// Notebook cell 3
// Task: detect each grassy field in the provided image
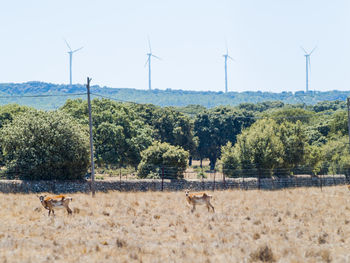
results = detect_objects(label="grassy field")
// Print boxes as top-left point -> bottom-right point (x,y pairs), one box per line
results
1,186 -> 350,262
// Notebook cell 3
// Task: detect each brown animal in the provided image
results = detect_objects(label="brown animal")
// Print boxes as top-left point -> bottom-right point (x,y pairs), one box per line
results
185,190 -> 215,213
38,195 -> 73,216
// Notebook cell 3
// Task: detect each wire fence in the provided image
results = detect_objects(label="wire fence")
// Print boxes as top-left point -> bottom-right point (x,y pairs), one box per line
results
0,170 -> 346,194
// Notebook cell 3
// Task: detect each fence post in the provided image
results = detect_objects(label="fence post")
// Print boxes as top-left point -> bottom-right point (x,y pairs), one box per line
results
223,170 -> 226,189
161,167 -> 164,192
213,170 -> 216,191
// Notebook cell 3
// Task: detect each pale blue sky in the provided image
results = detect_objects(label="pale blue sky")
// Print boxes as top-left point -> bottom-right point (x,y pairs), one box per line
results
0,0 -> 349,92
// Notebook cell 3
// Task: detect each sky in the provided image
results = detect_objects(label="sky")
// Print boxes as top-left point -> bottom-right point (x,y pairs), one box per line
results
0,0 -> 349,93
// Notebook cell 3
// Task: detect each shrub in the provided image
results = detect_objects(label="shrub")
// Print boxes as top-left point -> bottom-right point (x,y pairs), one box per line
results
250,245 -> 275,262
0,110 -> 90,180
137,141 -> 189,179
221,142 -> 241,178
222,119 -> 283,178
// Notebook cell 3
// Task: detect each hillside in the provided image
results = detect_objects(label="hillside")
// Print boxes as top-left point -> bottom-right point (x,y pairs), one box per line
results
0,81 -> 349,110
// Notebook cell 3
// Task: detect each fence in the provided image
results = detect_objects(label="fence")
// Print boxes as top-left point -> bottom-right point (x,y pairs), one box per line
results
0,174 -> 346,194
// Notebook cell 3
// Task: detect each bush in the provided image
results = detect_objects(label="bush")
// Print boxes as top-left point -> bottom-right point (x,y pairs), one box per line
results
137,141 -> 189,179
221,142 -> 241,178
0,110 -> 90,180
222,119 -> 283,178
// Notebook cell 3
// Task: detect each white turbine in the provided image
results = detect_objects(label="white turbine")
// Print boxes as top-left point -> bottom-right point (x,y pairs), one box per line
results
223,42 -> 235,93
301,46 -> 316,93
144,37 -> 161,90
64,39 -> 83,86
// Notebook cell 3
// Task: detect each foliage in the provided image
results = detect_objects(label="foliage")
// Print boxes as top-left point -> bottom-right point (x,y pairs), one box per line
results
233,119 -> 284,177
312,100 -> 346,113
263,107 -> 314,124
301,145 -> 323,176
277,121 -> 308,176
0,104 -> 32,165
222,119 -> 310,178
61,98 -> 153,168
137,141 -> 189,179
173,104 -> 206,117
133,104 -> 196,154
194,106 -> 255,169
2,82 -> 350,110
221,142 -> 241,178
0,110 -> 89,180
238,101 -> 285,113
0,92 -> 349,179
0,104 -> 32,129
319,136 -> 350,176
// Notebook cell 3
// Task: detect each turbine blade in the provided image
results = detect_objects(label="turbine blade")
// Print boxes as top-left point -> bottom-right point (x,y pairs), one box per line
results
147,36 -> 152,53
144,57 -> 150,67
300,46 -> 307,54
225,39 -> 228,55
228,55 -> 235,62
309,46 -> 317,55
64,38 -> 72,51
72,47 -> 83,53
152,54 -> 162,60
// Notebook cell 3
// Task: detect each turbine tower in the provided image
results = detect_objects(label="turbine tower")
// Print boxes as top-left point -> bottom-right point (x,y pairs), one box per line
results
301,46 -> 316,93
64,39 -> 83,86
145,37 -> 161,90
223,43 -> 235,93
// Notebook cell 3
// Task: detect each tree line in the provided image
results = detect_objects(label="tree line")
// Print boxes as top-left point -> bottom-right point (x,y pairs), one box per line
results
1,81 -> 350,110
0,99 -> 348,180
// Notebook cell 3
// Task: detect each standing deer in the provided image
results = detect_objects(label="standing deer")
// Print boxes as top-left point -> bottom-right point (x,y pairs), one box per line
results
185,190 -> 215,213
38,195 -> 73,216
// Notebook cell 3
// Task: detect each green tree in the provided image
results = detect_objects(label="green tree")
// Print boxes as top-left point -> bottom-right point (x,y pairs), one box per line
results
0,110 -> 89,180
0,104 -> 31,165
141,106 -> 196,154
137,141 -> 189,179
312,100 -> 346,112
221,142 -> 240,177
328,110 -> 347,137
302,145 -> 323,176
319,136 -> 350,176
0,104 -> 31,129
277,121 -> 308,175
222,119 -> 284,178
194,106 -> 255,170
61,98 -> 153,168
264,107 -> 314,124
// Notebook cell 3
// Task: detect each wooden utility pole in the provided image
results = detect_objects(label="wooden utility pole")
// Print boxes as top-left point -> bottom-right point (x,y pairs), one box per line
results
86,77 -> 95,197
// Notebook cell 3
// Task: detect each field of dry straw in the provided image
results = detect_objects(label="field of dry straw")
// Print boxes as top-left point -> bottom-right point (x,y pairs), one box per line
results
1,186 -> 350,262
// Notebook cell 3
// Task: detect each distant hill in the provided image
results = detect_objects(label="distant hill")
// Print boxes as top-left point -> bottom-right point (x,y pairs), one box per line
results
0,81 -> 349,110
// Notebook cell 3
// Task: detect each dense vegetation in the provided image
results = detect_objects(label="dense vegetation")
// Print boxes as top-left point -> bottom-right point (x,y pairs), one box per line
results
0,110 -> 89,180
0,98 -> 348,180
1,81 -> 350,109
137,141 -> 189,179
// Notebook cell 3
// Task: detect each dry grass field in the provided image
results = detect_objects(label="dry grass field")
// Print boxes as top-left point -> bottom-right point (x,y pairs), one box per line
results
1,186 -> 350,262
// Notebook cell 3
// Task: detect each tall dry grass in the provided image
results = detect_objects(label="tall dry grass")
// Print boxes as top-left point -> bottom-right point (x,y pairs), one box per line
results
0,186 -> 350,262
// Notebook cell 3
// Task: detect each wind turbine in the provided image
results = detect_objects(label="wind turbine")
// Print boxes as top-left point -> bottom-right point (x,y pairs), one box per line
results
145,37 -> 161,90
64,39 -> 83,86
223,43 -> 235,93
301,46 -> 316,93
